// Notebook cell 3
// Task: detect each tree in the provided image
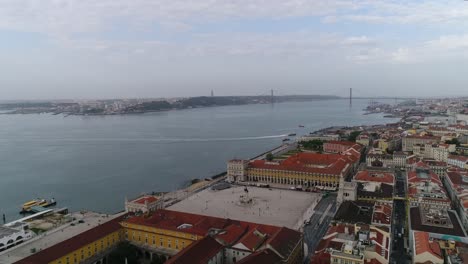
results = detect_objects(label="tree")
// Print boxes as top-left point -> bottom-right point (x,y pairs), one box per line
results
107,242 -> 140,264
445,138 -> 461,146
300,139 -> 323,151
348,131 -> 362,142
266,153 -> 274,161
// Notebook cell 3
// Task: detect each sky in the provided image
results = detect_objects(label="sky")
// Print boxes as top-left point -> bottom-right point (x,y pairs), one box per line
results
1,0 -> 468,100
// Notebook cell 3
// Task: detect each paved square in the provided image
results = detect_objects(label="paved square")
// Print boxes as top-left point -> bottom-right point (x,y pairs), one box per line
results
168,186 -> 320,229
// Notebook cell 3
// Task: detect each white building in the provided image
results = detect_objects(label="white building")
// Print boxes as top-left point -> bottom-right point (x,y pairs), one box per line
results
227,159 -> 249,182
0,223 -> 33,252
125,195 -> 164,213
448,155 -> 468,169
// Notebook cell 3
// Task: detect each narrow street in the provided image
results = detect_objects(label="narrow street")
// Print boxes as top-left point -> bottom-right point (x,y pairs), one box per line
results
390,169 -> 411,263
303,194 -> 337,263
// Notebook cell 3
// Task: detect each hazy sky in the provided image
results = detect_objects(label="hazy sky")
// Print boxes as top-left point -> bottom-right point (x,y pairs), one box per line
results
1,0 -> 468,99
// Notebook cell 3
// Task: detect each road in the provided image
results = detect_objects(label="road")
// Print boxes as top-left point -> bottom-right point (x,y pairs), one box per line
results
303,194 -> 337,263
390,169 -> 412,263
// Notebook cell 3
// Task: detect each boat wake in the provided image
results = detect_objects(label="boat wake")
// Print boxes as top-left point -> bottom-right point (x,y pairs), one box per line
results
21,134 -> 289,143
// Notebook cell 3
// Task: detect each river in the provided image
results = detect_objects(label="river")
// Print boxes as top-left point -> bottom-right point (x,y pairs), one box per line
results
0,99 -> 398,221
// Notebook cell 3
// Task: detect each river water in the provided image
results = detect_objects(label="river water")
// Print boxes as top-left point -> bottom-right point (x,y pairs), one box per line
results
0,99 -> 398,221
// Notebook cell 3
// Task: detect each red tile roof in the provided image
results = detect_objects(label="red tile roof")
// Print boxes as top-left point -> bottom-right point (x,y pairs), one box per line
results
166,236 -> 224,264
237,249 -> 283,264
15,214 -> 127,264
133,196 -> 158,204
372,203 -> 392,225
413,231 -> 442,260
267,227 -> 302,258
354,170 -> 395,185
249,152 -> 354,176
125,210 -> 248,236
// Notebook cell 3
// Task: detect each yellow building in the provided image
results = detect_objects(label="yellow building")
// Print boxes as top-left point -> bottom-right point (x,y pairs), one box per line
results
123,209 -> 303,264
16,215 -> 126,264
239,152 -> 358,189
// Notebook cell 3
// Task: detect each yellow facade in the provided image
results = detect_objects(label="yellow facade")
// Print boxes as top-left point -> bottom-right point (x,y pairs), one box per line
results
246,168 -> 340,187
49,230 -> 123,264
122,222 -> 201,253
378,140 -> 389,152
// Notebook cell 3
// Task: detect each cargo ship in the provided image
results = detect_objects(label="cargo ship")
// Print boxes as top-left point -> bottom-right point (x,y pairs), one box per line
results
21,198 -> 56,213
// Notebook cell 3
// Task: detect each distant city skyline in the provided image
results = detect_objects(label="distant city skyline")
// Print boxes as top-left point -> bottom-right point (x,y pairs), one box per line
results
1,0 -> 468,100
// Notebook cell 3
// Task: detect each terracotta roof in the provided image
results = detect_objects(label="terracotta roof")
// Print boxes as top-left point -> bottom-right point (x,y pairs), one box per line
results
268,227 -> 302,258
407,166 -> 442,186
413,231 -> 442,259
372,204 -> 392,225
133,196 -> 158,204
248,152 -> 354,176
236,249 -> 282,264
124,209 -> 301,258
215,224 -> 248,245
235,229 -> 268,251
15,214 -> 128,264
354,170 -> 394,184
166,236 -> 224,264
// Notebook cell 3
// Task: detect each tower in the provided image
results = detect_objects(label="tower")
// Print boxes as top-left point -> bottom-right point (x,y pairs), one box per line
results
211,90 -> 214,97
349,88 -> 352,107
271,89 -> 274,103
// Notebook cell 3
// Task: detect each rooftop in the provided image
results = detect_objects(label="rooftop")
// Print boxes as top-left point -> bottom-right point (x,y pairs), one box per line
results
13,212 -> 127,264
248,152 -> 354,176
0,226 -> 19,239
413,231 -> 442,260
354,170 -> 395,185
166,236 -> 224,264
334,201 -> 374,225
410,207 -> 466,237
131,195 -> 159,205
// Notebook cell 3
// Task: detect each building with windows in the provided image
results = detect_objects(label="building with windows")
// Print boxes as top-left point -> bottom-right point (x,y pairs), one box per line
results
356,133 -> 370,147
412,231 -> 443,264
0,223 -> 33,252
403,135 -> 440,152
409,207 -> 467,261
122,209 -> 303,264
227,159 -> 249,182
443,170 -> 468,232
392,151 -> 407,168
14,214 -> 127,264
448,155 -> 468,169
312,200 -> 392,264
323,141 -> 362,155
229,152 -> 359,190
125,194 -> 164,213
354,169 -> 395,202
407,162 -> 451,210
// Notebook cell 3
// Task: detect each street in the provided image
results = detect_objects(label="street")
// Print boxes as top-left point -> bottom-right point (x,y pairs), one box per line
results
390,169 -> 411,263
303,194 -> 337,263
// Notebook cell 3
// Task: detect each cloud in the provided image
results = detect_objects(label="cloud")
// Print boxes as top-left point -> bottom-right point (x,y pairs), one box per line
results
342,36 -> 376,46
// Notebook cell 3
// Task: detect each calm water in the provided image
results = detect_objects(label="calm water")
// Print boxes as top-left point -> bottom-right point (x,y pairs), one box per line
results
0,99 -> 398,221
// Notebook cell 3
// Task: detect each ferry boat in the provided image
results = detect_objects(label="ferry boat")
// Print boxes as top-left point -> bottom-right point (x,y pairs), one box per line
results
298,125 -> 305,128
287,133 -> 297,136
21,198 -> 56,213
